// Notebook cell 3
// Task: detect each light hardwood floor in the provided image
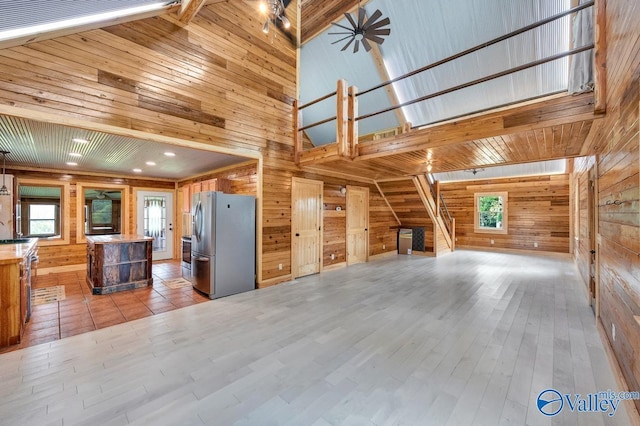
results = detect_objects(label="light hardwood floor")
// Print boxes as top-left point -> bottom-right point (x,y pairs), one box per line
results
0,251 -> 634,425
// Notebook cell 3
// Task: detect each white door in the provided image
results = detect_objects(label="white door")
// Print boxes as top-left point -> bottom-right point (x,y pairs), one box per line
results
137,190 -> 174,261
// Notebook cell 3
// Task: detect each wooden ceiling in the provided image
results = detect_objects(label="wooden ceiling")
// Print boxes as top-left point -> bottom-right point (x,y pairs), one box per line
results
298,92 -> 601,182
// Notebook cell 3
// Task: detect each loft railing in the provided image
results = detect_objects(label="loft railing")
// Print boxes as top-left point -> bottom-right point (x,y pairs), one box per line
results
425,174 -> 454,244
294,1 -> 595,164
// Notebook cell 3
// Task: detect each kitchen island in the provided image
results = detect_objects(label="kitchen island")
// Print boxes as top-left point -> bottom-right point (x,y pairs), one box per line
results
86,234 -> 153,295
0,238 -> 37,348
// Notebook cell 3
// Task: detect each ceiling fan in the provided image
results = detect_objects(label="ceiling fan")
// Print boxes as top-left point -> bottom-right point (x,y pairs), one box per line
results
94,190 -> 119,199
329,3 -> 391,53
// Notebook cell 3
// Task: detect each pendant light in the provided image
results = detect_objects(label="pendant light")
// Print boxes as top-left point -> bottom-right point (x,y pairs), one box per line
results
0,151 -> 10,196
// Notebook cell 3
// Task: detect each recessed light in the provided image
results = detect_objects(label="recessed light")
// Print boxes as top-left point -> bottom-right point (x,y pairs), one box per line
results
164,152 -> 175,157
133,168 -> 142,173
66,162 -> 78,166
69,153 -> 82,157
145,161 -> 156,166
72,138 -> 89,144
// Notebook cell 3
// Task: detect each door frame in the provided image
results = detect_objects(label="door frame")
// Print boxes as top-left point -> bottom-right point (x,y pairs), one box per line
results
346,185 -> 369,265
588,165 -> 600,317
134,188 -> 175,261
291,177 -> 323,279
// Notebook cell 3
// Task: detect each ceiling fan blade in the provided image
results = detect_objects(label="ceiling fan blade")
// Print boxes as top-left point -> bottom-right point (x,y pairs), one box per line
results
362,9 -> 382,30
361,38 -> 372,52
344,11 -> 358,30
364,34 -> 385,45
366,17 -> 390,31
341,37 -> 355,51
357,7 -> 366,28
369,28 -> 391,36
329,31 -> 355,35
353,39 -> 360,53
331,22 -> 353,31
332,35 -> 354,44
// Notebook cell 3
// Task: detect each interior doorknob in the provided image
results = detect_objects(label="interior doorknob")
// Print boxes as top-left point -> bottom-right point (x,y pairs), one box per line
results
295,233 -> 300,237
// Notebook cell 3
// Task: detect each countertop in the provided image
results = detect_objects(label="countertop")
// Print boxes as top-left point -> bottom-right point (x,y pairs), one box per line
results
86,234 -> 154,244
0,238 -> 38,265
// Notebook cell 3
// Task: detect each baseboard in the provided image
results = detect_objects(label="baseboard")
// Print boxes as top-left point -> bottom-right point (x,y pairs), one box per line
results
369,251 -> 398,260
258,274 -> 292,289
39,263 -> 86,276
457,245 -> 572,259
596,320 -> 640,426
323,262 -> 346,272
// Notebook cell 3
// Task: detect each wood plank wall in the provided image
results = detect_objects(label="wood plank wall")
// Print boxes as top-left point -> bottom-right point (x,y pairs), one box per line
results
9,168 -> 173,269
440,175 -> 570,253
376,179 -> 434,251
574,0 -> 640,411
0,0 -> 398,285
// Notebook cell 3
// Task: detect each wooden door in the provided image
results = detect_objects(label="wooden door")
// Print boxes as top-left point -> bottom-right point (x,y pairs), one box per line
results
292,177 -> 322,278
346,185 -> 369,265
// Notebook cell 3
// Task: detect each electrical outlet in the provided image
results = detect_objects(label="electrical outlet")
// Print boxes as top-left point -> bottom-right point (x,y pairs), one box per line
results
382,244 -> 386,250
278,263 -> 283,270
534,242 -> 538,248
490,239 -> 494,245
612,323 -> 616,341
330,253 -> 335,260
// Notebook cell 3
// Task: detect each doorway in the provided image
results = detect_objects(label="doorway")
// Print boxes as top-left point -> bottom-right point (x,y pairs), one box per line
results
291,177 -> 322,278
136,190 -> 174,261
588,166 -> 597,314
346,185 -> 369,265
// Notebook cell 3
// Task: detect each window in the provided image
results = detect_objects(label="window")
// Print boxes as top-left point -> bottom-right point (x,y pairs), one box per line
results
17,180 -> 70,246
91,199 -> 113,224
29,204 -> 57,236
474,192 -> 508,234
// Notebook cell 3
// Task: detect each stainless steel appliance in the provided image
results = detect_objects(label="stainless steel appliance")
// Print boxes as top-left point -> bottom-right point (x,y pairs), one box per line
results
181,236 -> 192,280
191,191 -> 255,299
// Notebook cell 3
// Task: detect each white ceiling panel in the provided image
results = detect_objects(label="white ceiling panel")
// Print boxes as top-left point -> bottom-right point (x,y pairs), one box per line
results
300,0 -> 575,145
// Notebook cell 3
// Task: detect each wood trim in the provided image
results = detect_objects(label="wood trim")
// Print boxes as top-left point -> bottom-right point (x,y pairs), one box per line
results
256,157 -> 264,284
348,86 -> 359,159
374,181 -> 401,225
258,274 -> 292,289
593,0 -> 607,114
0,106 -> 262,160
368,39 -> 407,127
369,250 -> 398,260
355,93 -> 599,161
16,178 -> 71,247
76,182 -> 131,245
473,191 -> 509,235
178,0 -> 208,24
336,79 -> 349,158
322,261 -> 346,272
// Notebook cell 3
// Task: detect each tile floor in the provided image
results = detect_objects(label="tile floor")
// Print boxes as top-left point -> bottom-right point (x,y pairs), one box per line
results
2,260 -> 209,352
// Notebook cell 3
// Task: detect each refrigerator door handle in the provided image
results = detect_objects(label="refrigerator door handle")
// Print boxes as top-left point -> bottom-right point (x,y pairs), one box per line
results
196,257 -> 209,262
193,200 -> 203,242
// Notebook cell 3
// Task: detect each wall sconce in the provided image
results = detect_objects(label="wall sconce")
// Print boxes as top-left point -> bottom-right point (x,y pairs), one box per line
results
340,187 -> 347,195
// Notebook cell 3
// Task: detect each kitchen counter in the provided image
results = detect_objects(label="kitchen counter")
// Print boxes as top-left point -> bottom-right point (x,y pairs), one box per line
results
0,238 -> 38,265
86,234 -> 153,294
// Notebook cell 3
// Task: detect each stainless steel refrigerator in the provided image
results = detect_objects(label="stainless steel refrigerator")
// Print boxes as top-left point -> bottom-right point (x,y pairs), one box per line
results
191,191 -> 256,299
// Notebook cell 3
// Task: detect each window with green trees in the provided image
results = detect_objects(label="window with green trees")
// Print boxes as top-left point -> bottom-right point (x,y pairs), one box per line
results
474,192 -> 508,234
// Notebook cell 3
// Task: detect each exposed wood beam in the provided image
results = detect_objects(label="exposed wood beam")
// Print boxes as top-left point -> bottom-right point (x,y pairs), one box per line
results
178,0 -> 209,24
368,38 -> 407,127
0,4 -> 180,50
356,92 -> 599,161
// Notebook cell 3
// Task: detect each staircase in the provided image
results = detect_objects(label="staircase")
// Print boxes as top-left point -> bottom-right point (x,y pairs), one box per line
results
376,175 -> 455,256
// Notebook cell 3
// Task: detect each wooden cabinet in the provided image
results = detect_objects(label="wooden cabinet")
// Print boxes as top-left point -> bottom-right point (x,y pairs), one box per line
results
181,184 -> 191,213
191,178 -> 232,197
86,235 -> 153,294
0,239 -> 37,348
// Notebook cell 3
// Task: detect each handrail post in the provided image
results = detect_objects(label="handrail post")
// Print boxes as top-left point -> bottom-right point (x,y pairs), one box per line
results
451,218 -> 456,251
336,79 -> 349,158
348,85 -> 358,159
435,180 -> 441,215
294,100 -> 302,165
